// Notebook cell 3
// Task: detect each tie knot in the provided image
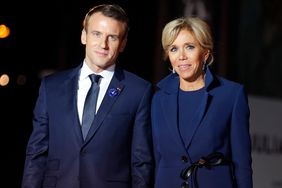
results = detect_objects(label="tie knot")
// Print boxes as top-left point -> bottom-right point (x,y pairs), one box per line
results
89,74 -> 102,84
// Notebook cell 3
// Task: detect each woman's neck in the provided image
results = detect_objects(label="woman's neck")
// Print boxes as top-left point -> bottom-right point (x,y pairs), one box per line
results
179,74 -> 205,91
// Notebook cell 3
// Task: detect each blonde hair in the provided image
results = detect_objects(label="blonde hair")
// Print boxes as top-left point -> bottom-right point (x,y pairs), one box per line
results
161,17 -> 214,65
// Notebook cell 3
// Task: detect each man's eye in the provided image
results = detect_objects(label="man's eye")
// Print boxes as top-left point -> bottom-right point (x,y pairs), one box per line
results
92,32 -> 101,38
109,35 -> 118,41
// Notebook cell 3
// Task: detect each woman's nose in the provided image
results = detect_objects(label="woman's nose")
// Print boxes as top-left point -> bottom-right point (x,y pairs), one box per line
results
178,49 -> 187,60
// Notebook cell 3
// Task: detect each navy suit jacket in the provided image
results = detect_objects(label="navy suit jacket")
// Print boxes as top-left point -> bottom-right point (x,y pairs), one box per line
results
22,64 -> 154,188
151,67 -> 252,188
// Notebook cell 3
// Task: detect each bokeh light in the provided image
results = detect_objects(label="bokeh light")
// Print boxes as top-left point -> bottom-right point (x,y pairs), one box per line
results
0,74 -> 10,86
0,24 -> 10,38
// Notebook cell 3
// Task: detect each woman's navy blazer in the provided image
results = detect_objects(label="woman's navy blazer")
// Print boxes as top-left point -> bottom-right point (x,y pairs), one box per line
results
151,67 -> 253,188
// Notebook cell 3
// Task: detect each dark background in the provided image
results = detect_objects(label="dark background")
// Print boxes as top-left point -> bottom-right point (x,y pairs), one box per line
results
1,0 -> 282,187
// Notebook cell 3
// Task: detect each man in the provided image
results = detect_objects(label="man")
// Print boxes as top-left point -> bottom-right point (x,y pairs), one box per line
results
22,4 -> 154,188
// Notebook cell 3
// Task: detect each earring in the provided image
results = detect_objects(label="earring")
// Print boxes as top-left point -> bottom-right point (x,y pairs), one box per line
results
172,68 -> 176,74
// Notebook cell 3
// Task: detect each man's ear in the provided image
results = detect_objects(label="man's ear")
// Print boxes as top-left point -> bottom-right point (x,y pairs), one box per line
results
119,38 -> 127,52
81,29 -> 86,45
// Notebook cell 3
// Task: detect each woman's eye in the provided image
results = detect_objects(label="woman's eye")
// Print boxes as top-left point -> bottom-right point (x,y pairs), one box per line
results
186,44 -> 195,50
169,47 -> 177,52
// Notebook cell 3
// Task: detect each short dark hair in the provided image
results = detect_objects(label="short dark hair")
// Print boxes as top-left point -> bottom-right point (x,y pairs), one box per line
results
83,4 -> 129,38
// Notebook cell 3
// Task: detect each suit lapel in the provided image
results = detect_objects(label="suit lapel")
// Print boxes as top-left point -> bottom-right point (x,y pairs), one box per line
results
159,76 -> 187,150
62,66 -> 84,145
184,67 -> 217,149
161,91 -> 187,149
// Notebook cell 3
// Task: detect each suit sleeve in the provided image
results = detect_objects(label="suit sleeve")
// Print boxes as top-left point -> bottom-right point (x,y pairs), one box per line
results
21,79 -> 49,188
151,93 -> 161,179
131,83 -> 155,188
230,86 -> 253,188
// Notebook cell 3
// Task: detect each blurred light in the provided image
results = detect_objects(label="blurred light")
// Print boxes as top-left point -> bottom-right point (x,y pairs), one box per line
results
0,74 -> 10,86
0,24 -> 10,38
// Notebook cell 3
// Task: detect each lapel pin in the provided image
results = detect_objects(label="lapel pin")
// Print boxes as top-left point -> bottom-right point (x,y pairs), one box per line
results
108,87 -> 121,97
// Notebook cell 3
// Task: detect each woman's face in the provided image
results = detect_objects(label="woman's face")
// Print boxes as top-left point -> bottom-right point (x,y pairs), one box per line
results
168,29 -> 208,84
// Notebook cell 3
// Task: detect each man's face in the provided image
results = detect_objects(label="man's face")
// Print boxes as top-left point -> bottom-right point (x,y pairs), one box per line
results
81,12 -> 127,72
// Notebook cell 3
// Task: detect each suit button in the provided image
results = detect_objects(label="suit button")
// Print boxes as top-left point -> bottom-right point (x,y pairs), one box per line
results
181,181 -> 189,188
181,156 -> 188,163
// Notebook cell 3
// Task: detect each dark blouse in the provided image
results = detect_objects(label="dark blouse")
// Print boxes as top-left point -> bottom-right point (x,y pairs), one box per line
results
178,87 -> 205,142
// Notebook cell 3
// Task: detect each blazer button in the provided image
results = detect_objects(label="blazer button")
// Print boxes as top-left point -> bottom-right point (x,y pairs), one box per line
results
181,156 -> 188,163
181,181 -> 189,188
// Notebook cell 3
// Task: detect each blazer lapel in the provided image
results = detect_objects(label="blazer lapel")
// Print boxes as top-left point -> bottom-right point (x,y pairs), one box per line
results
61,66 -> 84,145
184,67 -> 217,149
159,76 -> 187,150
161,92 -> 187,149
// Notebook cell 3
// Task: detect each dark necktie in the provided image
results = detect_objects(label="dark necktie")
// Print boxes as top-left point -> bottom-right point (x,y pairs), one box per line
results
81,74 -> 102,140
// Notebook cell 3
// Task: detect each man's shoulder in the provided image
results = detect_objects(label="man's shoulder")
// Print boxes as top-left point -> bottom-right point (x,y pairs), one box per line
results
37,66 -> 80,91
43,66 -> 79,82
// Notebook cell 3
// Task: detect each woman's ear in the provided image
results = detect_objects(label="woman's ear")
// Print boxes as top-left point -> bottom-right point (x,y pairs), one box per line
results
204,50 -> 210,61
81,29 -> 87,45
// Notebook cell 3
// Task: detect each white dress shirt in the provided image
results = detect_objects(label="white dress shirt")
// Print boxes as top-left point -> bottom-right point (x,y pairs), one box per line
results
77,61 -> 115,125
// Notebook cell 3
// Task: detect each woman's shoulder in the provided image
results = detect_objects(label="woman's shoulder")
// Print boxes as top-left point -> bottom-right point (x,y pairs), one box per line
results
156,73 -> 177,88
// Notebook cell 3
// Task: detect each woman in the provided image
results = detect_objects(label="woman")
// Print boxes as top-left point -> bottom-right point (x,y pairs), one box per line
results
151,17 -> 253,188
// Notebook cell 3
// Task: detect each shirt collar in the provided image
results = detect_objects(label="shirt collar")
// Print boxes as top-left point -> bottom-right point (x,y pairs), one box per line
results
80,60 -> 115,81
